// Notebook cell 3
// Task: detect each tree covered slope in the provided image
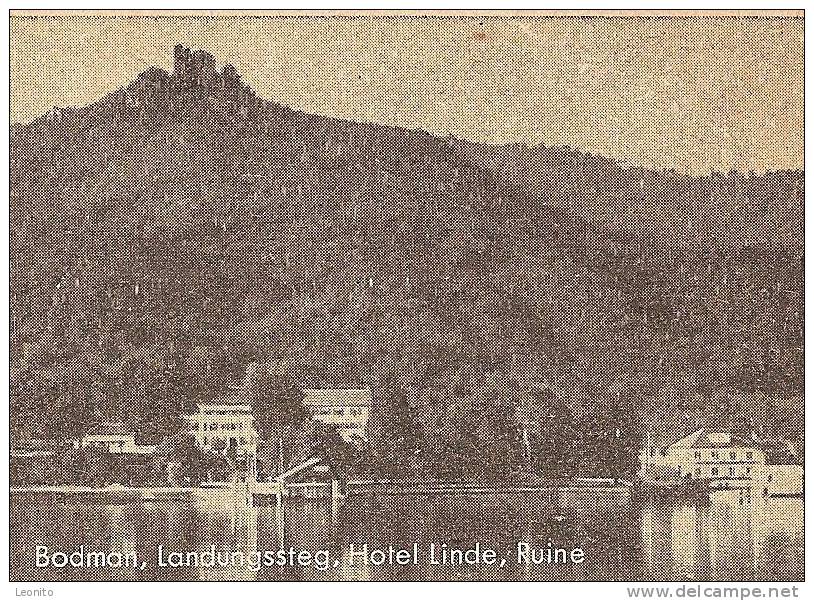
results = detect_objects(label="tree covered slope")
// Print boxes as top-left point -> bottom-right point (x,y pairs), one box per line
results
10,47 -> 803,468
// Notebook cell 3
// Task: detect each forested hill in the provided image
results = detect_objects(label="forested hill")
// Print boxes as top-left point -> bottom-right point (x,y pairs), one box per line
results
451,139 -> 803,250
10,46 -> 803,463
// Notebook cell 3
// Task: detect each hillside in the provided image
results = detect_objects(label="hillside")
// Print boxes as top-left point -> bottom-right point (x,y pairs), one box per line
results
452,139 -> 803,250
10,46 -> 803,472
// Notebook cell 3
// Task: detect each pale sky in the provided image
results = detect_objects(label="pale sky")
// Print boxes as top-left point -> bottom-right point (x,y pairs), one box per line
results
10,11 -> 804,175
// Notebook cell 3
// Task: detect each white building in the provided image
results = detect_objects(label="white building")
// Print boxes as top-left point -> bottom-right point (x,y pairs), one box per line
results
641,428 -> 765,481
184,359 -> 371,456
77,422 -> 156,455
302,388 -> 372,444
185,397 -> 258,456
764,463 -> 804,496
641,428 -> 803,495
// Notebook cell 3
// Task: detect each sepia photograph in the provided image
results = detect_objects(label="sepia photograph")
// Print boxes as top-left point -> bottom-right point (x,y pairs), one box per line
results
7,9 -> 804,584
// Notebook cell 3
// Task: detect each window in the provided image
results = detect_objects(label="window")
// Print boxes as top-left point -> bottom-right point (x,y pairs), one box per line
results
730,452 -> 737,460
694,451 -> 702,459
729,467 -> 735,476
711,451 -> 719,460
711,468 -> 719,476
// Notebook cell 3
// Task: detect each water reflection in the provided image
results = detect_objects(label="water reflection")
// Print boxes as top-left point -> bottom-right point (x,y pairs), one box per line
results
640,489 -> 803,581
10,489 -> 803,581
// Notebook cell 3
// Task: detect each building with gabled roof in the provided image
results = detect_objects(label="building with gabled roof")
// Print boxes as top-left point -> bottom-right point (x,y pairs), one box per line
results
640,427 -> 802,495
641,427 -> 765,482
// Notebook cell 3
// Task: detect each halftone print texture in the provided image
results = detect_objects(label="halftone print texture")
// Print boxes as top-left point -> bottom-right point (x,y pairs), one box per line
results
9,10 -> 804,582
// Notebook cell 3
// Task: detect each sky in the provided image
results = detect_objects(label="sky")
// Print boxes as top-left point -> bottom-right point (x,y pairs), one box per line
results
10,11 -> 804,175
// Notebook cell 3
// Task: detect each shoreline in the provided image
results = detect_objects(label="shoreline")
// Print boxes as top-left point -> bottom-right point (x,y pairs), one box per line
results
10,481 -> 635,506
10,479 -> 633,495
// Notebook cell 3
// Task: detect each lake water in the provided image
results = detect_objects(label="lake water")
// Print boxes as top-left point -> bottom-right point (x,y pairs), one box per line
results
9,488 -> 803,581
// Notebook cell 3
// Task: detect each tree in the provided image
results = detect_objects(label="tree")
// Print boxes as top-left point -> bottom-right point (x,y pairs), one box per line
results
153,433 -> 206,485
577,388 -> 640,480
46,445 -> 84,485
438,371 -> 525,482
368,386 -> 425,479
313,424 -> 363,480
521,387 -> 579,478
243,362 -> 308,438
78,447 -> 110,486
200,450 -> 229,482
242,362 -> 311,474
132,353 -> 198,445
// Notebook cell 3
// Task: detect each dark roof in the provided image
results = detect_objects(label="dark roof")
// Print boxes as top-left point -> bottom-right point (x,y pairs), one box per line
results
667,428 -> 756,450
665,428 -> 799,458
